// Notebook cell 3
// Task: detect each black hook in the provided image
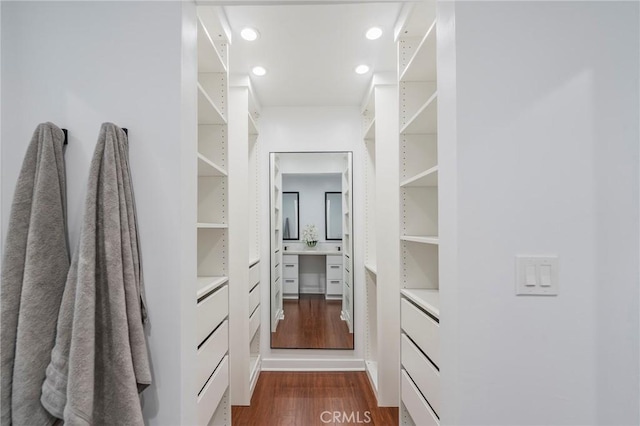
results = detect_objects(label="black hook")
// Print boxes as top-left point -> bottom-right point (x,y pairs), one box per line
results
62,129 -> 68,145
123,128 -> 128,137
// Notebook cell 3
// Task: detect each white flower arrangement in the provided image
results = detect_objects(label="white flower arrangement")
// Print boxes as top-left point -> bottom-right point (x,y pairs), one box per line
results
302,224 -> 319,247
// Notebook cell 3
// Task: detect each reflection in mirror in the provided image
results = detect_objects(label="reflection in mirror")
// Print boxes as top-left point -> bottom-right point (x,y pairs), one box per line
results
325,192 -> 342,240
270,152 -> 354,349
282,192 -> 299,240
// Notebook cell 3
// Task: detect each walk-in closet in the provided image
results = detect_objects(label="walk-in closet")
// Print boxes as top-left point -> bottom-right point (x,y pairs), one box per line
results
2,1 -> 639,425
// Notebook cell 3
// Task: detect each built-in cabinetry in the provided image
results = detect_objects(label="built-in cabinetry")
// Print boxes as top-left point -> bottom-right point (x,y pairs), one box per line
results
270,155 -> 284,331
229,75 -> 262,406
361,73 -> 400,406
281,253 -> 343,299
341,160 -> 354,332
195,7 -> 230,425
396,2 -> 441,425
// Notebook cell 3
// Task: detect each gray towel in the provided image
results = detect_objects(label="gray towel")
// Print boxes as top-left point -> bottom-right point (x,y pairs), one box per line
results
41,123 -> 151,425
1,122 -> 69,425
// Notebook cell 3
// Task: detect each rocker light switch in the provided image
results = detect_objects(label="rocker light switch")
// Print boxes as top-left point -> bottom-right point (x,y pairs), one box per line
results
516,256 -> 559,296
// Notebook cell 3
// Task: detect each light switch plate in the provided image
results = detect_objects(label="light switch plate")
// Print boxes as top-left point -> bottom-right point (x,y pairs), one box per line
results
516,256 -> 559,296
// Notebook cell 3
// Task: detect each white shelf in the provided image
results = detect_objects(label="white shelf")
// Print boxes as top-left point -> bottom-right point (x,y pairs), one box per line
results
365,263 -> 378,276
249,257 -> 260,268
198,153 -> 228,177
364,118 -> 376,140
197,276 -> 229,299
399,20 -> 437,83
401,235 -> 439,245
198,83 -> 227,125
248,113 -> 259,136
197,223 -> 228,229
400,91 -> 437,135
400,166 -> 438,187
249,355 -> 260,380
365,361 -> 379,392
401,288 -> 440,319
197,17 -> 227,73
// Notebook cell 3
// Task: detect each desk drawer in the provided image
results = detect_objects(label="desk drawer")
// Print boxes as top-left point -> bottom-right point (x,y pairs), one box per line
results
327,254 -> 342,265
197,285 -> 228,346
197,320 -> 228,393
402,333 -> 440,416
326,279 -> 342,295
401,369 -> 439,426
283,278 -> 298,294
283,254 -> 298,264
327,263 -> 342,279
401,298 -> 439,367
283,263 -> 298,279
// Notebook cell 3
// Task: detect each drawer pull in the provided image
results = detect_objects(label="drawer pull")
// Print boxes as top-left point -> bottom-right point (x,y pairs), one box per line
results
285,264 -> 294,268
285,279 -> 294,283
330,265 -> 340,269
330,280 -> 340,284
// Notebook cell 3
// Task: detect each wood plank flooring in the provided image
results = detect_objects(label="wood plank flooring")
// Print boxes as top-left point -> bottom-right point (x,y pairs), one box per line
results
232,372 -> 398,426
271,295 -> 353,349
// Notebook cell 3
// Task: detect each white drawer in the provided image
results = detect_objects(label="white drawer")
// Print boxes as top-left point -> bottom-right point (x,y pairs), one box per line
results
401,369 -> 439,426
283,254 -> 298,264
249,305 -> 260,341
249,283 -> 260,314
283,278 -> 298,294
197,320 -> 228,393
197,355 -> 229,426
283,262 -> 298,279
327,254 -> 342,265
327,263 -> 342,279
326,279 -> 342,295
401,298 -> 439,367
197,285 -> 228,346
249,262 -> 260,288
402,333 -> 440,416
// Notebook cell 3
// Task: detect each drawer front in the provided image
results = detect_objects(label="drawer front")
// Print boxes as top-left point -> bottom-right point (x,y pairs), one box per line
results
197,320 -> 228,393
249,305 -> 260,340
402,333 -> 440,416
283,263 -> 299,279
401,369 -> 439,426
249,283 -> 260,314
197,355 -> 229,426
327,263 -> 342,279
326,279 -> 342,295
249,262 -> 260,288
283,254 -> 298,264
401,298 -> 439,367
283,278 -> 298,294
197,285 -> 229,346
327,254 -> 342,265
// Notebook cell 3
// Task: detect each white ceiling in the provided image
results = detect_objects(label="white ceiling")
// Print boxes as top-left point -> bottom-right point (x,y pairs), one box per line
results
223,3 -> 402,107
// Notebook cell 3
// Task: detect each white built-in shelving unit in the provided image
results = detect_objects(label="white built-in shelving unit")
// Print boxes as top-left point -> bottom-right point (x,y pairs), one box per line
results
228,75 -> 263,406
361,73 -> 401,407
270,155 -> 284,332
341,159 -> 354,332
396,2 -> 441,425
195,7 -> 231,426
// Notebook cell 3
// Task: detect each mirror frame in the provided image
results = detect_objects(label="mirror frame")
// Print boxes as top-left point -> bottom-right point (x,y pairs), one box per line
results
324,191 -> 342,241
282,192 -> 300,241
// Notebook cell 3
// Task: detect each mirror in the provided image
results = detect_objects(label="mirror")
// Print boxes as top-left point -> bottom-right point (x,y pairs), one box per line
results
282,192 -> 299,240
325,192 -> 342,240
270,152 -> 354,349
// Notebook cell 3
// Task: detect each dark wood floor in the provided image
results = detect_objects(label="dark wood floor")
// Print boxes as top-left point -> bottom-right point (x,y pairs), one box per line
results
271,295 -> 353,349
232,372 -> 398,426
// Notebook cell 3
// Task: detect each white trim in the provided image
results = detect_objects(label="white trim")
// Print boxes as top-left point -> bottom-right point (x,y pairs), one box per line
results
261,358 -> 365,371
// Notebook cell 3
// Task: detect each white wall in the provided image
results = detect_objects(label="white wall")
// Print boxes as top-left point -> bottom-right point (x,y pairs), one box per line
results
282,173 -> 341,242
439,2 -> 639,425
258,106 -> 365,369
1,2 -> 196,424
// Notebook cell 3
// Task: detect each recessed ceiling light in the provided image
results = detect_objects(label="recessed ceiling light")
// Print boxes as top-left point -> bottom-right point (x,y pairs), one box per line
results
252,66 -> 266,76
366,27 -> 383,40
355,65 -> 370,75
241,28 -> 259,41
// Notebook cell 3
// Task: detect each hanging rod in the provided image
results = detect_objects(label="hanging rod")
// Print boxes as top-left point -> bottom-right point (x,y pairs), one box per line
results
62,129 -> 68,145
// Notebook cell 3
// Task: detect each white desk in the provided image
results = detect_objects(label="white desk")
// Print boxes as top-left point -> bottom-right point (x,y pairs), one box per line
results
282,251 -> 343,299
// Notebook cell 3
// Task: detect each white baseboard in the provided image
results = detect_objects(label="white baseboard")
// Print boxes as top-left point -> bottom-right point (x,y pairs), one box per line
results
261,358 -> 365,371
